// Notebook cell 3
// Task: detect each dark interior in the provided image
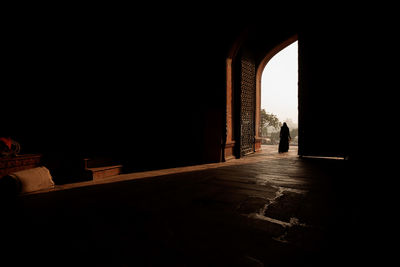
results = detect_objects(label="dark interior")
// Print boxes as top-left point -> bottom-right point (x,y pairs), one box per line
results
1,3 -> 393,266
3,5 -> 369,183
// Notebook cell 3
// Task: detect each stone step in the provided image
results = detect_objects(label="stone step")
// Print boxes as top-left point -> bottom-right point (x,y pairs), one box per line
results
85,165 -> 123,180
83,158 -> 123,180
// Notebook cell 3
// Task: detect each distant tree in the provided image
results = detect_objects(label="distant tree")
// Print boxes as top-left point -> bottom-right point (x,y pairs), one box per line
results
290,128 -> 298,138
260,109 -> 281,137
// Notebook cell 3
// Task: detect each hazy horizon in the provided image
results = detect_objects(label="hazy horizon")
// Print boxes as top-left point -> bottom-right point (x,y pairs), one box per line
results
261,41 -> 298,124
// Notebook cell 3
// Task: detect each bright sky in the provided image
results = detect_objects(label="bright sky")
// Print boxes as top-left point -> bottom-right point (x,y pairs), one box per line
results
261,41 -> 298,124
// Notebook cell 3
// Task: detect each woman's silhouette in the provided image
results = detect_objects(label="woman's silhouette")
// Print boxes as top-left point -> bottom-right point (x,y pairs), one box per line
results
278,122 -> 291,153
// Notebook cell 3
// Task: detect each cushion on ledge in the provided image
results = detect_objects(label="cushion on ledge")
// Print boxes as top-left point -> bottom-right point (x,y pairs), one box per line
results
10,166 -> 55,194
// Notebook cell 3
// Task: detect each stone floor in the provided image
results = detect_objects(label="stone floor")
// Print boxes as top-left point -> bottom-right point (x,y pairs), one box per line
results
1,145 -> 373,266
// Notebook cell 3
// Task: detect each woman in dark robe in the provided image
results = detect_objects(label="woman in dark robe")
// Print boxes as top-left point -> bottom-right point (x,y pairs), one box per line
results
278,122 -> 291,153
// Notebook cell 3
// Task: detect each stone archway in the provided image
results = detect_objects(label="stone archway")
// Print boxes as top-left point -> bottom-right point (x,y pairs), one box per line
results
255,34 -> 298,152
224,33 -> 298,161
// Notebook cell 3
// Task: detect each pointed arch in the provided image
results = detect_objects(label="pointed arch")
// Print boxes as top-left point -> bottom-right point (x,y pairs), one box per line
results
224,32 -> 298,160
255,34 -> 298,151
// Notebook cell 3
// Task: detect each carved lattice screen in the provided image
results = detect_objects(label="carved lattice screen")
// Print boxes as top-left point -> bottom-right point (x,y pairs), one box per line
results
240,57 -> 256,156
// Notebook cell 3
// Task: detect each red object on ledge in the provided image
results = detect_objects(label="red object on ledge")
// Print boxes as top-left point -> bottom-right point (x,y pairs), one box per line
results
0,137 -> 12,150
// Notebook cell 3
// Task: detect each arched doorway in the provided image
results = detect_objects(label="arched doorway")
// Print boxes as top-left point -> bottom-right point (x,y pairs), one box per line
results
224,25 -> 353,162
223,33 -> 298,160
257,36 -> 298,151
